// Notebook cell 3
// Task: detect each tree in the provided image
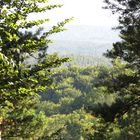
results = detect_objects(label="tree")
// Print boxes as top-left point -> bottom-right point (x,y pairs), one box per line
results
0,0 -> 71,139
40,109 -> 101,140
92,0 -> 140,138
104,0 -> 140,66
103,0 -> 140,116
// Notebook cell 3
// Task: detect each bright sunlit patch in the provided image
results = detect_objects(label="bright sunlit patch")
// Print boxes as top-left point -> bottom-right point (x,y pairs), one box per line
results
28,0 -> 118,26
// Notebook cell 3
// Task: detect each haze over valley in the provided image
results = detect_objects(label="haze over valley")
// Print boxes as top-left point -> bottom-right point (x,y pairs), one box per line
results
48,25 -> 120,57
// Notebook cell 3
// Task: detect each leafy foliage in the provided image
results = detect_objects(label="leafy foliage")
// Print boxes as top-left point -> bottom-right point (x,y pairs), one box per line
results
1,0 -> 140,139
103,0 -> 140,121
0,0 -> 71,139
38,65 -> 117,139
39,60 -> 139,139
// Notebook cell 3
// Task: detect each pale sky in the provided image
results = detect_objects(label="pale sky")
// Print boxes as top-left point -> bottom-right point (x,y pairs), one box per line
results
29,0 -> 118,27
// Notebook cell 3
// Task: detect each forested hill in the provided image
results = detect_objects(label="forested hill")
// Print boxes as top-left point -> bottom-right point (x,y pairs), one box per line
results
48,25 -> 120,56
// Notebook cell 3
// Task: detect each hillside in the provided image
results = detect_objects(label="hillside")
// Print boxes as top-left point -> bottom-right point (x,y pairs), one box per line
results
48,25 -> 120,56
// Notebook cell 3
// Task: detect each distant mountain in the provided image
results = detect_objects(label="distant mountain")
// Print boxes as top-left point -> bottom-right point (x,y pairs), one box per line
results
47,25 -> 120,57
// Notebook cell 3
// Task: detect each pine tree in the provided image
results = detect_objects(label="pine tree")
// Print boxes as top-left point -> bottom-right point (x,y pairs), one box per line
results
104,0 -> 140,66
103,0 -> 140,124
0,0 -> 71,139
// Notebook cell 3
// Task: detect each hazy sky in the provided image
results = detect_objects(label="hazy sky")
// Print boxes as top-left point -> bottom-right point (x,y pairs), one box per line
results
29,0 -> 118,27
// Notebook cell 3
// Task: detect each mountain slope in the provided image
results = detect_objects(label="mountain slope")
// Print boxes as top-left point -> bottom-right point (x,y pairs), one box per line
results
48,25 -> 120,56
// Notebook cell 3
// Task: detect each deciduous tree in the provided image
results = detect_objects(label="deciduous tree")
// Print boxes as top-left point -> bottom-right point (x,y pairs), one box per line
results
0,0 -> 71,139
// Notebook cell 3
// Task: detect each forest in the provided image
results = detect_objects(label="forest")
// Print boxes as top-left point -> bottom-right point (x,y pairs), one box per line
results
0,0 -> 140,140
